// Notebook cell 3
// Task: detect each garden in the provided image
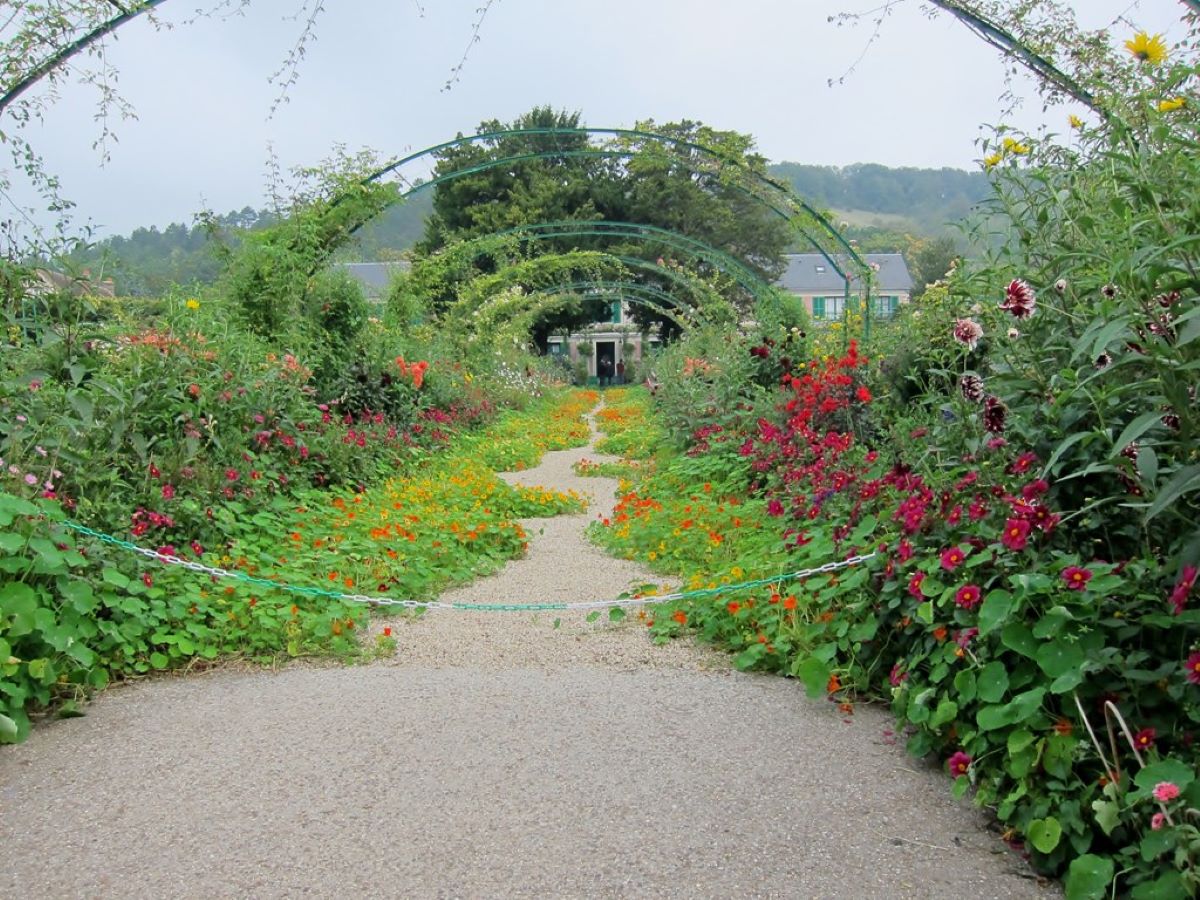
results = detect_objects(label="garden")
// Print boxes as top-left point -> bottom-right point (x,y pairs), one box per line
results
3,2 -> 1200,897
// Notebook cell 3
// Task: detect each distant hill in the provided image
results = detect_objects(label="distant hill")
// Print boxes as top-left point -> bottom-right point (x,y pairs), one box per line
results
62,163 -> 984,295
768,162 -> 990,236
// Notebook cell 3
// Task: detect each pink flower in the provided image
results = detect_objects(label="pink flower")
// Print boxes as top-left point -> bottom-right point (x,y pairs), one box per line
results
889,663 -> 907,686
141,572 -> 154,588
955,584 -> 983,610
953,318 -> 984,350
1171,565 -> 1198,615
941,547 -> 967,571
955,627 -> 979,648
1154,782 -> 1181,803
767,498 -> 784,517
1001,518 -> 1031,551
1062,566 -> 1092,591
1151,812 -> 1167,831
1000,279 -> 1037,318
161,483 -> 176,500
23,473 -> 37,485
947,751 -> 972,777
1009,452 -> 1039,475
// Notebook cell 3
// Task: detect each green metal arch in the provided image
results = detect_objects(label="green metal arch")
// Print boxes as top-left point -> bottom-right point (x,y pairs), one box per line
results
525,279 -> 700,333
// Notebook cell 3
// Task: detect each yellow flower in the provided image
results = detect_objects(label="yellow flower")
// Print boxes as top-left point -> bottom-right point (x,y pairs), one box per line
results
1125,32 -> 1168,65
1158,96 -> 1187,112
1068,114 -> 1084,129
185,298 -> 200,310
1001,137 -> 1030,155
983,152 -> 1004,170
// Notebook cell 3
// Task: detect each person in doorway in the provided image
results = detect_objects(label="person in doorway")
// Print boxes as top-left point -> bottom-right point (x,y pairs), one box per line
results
598,356 -> 612,387
615,359 -> 625,386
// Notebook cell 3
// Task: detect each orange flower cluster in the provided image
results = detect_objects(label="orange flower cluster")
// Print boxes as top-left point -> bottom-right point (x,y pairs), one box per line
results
395,357 -> 430,390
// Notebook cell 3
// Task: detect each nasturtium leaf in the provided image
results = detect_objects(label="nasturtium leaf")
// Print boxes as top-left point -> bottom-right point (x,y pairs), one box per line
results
1001,622 -> 1037,658
977,590 -> 1013,635
793,656 -> 830,699
1065,853 -> 1114,900
0,712 -> 17,740
977,662 -> 1009,703
1036,640 -> 1084,678
1027,816 -> 1062,853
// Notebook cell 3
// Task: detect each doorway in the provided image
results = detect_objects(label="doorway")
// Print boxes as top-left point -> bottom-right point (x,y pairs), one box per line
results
596,341 -> 616,386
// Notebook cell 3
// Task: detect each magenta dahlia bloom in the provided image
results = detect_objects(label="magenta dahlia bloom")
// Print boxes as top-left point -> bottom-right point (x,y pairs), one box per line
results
941,547 -> 967,571
1000,279 -> 1037,318
1062,566 -> 1092,591
1186,651 -> 1200,685
947,751 -> 972,777
1171,565 -> 1198,615
955,584 -> 983,610
1001,518 -> 1032,551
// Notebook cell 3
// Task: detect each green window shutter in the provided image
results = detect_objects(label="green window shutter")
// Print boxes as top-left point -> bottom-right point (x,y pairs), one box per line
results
812,297 -> 825,319
611,300 -> 621,324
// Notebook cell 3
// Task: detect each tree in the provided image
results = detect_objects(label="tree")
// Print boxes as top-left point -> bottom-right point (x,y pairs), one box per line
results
907,234 -> 959,300
415,108 -> 792,343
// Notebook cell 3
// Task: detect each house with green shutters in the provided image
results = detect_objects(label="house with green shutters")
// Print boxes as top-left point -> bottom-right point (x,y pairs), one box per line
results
777,252 -> 913,322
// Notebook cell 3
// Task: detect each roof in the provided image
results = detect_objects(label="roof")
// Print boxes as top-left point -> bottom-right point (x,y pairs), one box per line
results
777,253 -> 913,294
31,269 -> 116,298
338,261 -> 410,295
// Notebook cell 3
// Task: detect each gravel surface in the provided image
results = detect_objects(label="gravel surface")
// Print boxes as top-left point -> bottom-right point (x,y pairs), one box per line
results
0,405 -> 1055,899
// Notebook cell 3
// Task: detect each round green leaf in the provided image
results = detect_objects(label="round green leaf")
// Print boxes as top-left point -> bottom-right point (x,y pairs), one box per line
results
0,712 -> 17,741
1036,640 -> 1084,678
1028,816 -> 1062,853
1065,853 -> 1114,900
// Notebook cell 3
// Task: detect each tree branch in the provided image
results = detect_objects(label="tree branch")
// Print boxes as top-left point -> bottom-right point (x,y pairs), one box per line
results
0,0 -> 170,118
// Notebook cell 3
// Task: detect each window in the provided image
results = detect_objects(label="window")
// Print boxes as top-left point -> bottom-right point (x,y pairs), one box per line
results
811,296 -> 844,320
548,342 -> 564,356
875,295 -> 899,318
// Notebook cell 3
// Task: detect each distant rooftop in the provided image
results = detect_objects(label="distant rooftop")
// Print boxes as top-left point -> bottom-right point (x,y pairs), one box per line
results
338,261 -> 410,296
777,253 -> 913,294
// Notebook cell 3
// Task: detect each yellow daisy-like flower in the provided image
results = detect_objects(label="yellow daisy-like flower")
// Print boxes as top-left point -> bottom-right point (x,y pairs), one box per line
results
983,152 -> 1004,170
1001,137 -> 1030,155
1068,114 -> 1084,129
1158,96 -> 1187,112
185,298 -> 200,310
1125,31 -> 1168,65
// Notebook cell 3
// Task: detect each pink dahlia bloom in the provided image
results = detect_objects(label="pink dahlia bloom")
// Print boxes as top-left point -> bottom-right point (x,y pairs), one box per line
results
1154,782 -> 1181,803
953,318 -> 984,351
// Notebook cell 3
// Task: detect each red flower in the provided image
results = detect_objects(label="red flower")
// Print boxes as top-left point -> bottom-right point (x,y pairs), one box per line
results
382,626 -> 393,637
941,547 -> 967,571
672,610 -> 687,625
727,601 -> 741,615
1134,727 -> 1156,750
161,483 -> 175,500
1171,565 -> 1198,615
225,468 -> 239,482
983,396 -> 1008,434
1000,518 -> 1031,551
999,279 -> 1037,318
856,386 -> 872,403
947,751 -> 972,777
1062,566 -> 1092,591
889,663 -> 907,686
141,572 -> 154,588
1186,651 -> 1200,685
954,584 -> 982,610
908,571 -> 926,599
1009,452 -> 1039,474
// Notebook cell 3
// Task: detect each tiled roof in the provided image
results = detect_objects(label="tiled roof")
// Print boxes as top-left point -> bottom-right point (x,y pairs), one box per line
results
777,253 -> 913,293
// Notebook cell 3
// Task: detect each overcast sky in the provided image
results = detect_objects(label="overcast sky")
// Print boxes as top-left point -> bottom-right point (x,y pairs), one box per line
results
10,0 -> 1191,236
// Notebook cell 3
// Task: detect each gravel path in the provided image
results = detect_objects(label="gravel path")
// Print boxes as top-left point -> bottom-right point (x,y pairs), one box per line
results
0,404 -> 1054,899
